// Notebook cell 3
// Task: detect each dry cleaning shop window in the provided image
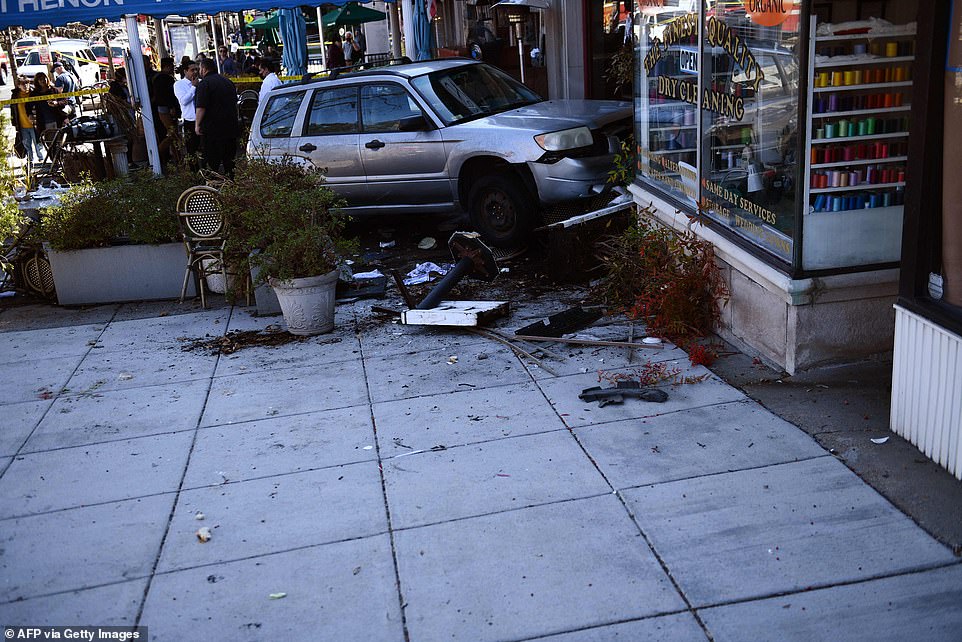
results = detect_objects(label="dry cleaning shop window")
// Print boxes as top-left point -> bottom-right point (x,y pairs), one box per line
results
635,2 -> 801,262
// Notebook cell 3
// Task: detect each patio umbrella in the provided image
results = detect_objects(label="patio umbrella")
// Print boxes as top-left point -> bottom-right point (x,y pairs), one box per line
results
412,0 -> 433,60
279,7 -> 309,76
248,11 -> 279,29
322,2 -> 386,28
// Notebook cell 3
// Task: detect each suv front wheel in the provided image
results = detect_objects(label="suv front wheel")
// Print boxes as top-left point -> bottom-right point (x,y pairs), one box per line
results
468,174 -> 535,248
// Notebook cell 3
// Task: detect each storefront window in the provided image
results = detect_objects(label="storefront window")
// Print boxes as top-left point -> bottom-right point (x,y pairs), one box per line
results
634,2 -> 801,263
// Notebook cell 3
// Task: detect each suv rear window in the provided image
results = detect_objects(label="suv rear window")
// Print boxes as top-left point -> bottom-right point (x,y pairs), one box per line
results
260,91 -> 304,138
361,84 -> 424,132
305,87 -> 358,136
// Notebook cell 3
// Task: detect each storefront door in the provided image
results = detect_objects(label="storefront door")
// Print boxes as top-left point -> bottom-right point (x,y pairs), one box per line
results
584,0 -> 632,100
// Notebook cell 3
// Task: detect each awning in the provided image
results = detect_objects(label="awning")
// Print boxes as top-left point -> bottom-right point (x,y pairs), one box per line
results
0,1 -> 334,31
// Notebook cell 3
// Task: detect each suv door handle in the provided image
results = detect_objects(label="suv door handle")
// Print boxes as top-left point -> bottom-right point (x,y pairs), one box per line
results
365,139 -> 385,150
298,143 -> 317,152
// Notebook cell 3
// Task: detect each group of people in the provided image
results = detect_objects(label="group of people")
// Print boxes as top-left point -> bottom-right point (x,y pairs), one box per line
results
8,63 -> 82,163
325,29 -> 366,69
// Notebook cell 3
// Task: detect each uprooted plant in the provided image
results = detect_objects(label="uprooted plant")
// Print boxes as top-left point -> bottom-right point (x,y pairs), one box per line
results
593,206 -> 729,359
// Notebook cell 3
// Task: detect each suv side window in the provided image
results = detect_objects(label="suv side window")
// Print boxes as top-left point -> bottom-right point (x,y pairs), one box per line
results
260,91 -> 305,138
305,86 -> 359,136
361,84 -> 426,132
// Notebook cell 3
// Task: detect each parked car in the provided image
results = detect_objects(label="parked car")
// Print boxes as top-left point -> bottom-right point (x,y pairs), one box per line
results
13,35 -> 40,65
90,43 -> 126,78
17,40 -> 101,87
247,58 -> 631,246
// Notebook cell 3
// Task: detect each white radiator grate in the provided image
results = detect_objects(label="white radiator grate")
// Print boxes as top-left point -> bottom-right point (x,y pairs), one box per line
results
891,305 -> 962,480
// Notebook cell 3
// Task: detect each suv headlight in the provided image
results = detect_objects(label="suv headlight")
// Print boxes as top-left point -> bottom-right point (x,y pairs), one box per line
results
534,126 -> 593,151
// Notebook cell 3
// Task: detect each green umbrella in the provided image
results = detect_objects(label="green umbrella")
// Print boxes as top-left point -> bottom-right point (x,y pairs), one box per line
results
322,2 -> 386,27
248,11 -> 278,29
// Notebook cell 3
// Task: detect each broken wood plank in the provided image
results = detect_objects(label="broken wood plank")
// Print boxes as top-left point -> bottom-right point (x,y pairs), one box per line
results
401,301 -> 509,326
511,334 -> 664,350
468,328 -> 558,376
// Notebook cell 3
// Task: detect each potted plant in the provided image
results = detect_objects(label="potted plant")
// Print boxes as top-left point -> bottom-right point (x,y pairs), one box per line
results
220,157 -> 355,335
40,168 -> 202,305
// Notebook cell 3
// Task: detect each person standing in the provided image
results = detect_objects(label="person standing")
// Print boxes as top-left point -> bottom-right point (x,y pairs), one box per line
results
195,58 -> 240,176
326,34 -> 345,69
343,31 -> 361,65
218,46 -> 238,76
30,72 -> 68,133
257,58 -> 281,103
10,78 -> 43,161
174,60 -> 200,164
52,62 -> 79,118
152,57 -> 179,165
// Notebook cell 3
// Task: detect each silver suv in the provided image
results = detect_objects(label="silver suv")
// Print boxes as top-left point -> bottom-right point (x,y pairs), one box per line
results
247,58 -> 631,246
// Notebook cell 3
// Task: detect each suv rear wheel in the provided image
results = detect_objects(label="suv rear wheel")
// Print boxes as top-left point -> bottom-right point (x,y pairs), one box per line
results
468,174 -> 535,248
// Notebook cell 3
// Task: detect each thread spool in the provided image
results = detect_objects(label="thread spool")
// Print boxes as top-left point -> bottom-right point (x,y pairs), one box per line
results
832,71 -> 844,86
885,41 -> 898,57
866,118 -> 876,135
853,43 -> 867,55
844,70 -> 856,85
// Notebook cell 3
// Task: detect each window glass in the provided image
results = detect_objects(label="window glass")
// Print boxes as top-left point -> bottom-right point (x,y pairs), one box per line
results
305,86 -> 359,136
410,63 -> 541,125
700,6 -> 800,262
259,91 -> 304,138
361,84 -> 425,132
632,2 -> 801,263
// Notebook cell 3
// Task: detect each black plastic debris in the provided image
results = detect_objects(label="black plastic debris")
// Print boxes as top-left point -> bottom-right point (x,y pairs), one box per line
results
515,306 -> 603,338
579,381 -> 669,407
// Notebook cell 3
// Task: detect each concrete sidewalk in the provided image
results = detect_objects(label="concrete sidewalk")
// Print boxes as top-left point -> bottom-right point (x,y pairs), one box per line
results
0,292 -> 960,641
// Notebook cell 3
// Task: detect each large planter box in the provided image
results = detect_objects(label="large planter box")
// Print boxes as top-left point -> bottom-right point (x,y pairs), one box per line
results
44,242 -> 195,306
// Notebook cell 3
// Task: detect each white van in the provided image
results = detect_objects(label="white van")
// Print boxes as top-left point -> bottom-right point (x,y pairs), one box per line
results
17,39 -> 101,87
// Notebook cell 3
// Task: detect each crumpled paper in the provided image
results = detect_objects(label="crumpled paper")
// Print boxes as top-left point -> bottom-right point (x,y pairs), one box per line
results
403,262 -> 452,285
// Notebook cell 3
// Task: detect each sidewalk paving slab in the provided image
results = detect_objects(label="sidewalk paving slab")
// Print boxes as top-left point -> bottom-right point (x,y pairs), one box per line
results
365,343 -> 530,403
0,354 -> 84,404
0,400 -> 52,456
0,323 -> 104,363
0,304 -> 117,331
394,495 -> 685,642
183,406 -> 378,487
0,579 -> 147,628
0,432 -> 192,518
356,323 -> 489,359
575,400 -> 827,488
534,612 -> 708,642
157,461 -> 388,573
0,495 -> 174,602
372,381 -> 561,452
142,534 -> 403,642
382,430 -> 610,529
537,367 -> 746,429
698,562 -> 962,642
24,382 -> 209,451
621,456 -> 957,607
66,345 -> 218,393
200,359 -> 368,427
94,309 -> 231,353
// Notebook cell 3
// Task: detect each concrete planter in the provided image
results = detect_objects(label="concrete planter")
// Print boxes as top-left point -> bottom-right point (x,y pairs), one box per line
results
269,270 -> 338,335
44,242 -> 194,306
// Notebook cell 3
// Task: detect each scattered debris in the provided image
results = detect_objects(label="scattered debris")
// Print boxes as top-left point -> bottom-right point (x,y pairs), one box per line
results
379,240 -> 396,249
402,301 -> 510,327
477,353 -> 489,360
512,334 -> 663,351
418,237 -> 437,250
117,372 -> 135,381
579,382 -> 669,407
515,306 -> 602,338
196,527 -> 212,543
416,232 -> 500,311
393,438 -> 413,450
353,566 -> 362,575
468,327 -> 558,376
337,275 -> 387,302
447,355 -> 459,364
403,262 -> 450,285
871,437 -> 890,445
181,329 -> 312,355
268,592 -> 287,600
363,445 -> 374,450
194,512 -> 205,520
642,337 -> 662,345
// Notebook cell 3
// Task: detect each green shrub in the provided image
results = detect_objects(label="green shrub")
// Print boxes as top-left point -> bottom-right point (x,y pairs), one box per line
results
41,168 -> 202,251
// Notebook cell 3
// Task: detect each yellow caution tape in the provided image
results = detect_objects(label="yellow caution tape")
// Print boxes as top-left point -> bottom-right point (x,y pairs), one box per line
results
0,87 -> 109,107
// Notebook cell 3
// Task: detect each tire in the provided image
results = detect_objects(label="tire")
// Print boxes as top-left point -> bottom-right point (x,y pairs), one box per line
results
468,173 -> 536,248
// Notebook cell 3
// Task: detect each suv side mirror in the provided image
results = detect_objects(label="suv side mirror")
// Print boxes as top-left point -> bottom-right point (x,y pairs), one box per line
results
399,114 -> 432,132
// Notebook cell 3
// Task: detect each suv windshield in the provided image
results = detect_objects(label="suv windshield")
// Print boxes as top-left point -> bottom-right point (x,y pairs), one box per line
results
25,52 -> 41,65
91,45 -> 124,58
410,64 -> 542,125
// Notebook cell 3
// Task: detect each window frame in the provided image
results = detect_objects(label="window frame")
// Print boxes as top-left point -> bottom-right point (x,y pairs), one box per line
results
302,84 -> 361,137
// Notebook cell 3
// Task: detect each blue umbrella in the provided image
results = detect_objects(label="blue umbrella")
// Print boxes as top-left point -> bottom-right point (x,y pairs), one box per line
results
412,0 -> 433,61
279,7 -> 308,76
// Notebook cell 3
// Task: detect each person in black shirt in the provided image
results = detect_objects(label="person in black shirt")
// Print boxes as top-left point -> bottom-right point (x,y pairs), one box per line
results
152,57 -> 179,165
194,58 -> 240,177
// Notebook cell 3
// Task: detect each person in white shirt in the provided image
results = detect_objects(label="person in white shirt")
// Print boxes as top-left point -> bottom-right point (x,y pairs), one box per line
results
173,60 -> 200,163
258,58 -> 282,103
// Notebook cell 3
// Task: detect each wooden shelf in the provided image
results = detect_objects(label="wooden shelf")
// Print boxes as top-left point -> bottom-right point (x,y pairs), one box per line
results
810,181 -> 905,194
815,55 -> 914,69
812,105 -> 912,119
811,131 -> 909,144
649,125 -> 697,132
650,148 -> 696,155
814,80 -> 912,93
812,155 -> 908,169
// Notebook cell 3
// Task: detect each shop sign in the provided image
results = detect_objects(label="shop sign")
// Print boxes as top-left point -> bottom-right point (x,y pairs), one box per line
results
743,0 -> 791,27
679,47 -> 697,74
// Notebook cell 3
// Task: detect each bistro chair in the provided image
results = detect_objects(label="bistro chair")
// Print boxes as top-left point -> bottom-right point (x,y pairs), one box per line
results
237,89 -> 259,129
176,185 -> 249,308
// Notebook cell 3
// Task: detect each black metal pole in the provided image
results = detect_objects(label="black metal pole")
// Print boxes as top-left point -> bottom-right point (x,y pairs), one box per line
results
416,257 -> 474,309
